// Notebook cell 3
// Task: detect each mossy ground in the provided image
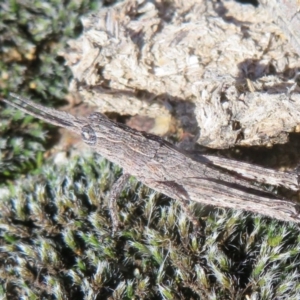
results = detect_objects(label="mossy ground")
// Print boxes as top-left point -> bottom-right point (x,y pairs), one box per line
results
2,153 -> 300,299
0,0 -> 98,181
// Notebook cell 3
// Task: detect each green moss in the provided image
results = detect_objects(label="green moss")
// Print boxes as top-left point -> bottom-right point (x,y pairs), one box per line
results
1,153 -> 300,299
0,0 -> 101,182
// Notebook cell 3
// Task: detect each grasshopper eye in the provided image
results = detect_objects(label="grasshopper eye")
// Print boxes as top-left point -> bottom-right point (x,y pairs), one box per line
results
81,125 -> 97,145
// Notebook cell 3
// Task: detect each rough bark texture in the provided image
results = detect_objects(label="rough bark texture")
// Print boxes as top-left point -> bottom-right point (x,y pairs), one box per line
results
260,0 -> 300,56
63,0 -> 300,149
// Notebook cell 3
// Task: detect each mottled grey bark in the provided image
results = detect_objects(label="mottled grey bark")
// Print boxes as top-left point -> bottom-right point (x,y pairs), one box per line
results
63,0 -> 300,149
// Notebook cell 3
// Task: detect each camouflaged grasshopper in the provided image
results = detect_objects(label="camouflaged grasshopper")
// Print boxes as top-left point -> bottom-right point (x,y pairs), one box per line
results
2,93 -> 300,225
